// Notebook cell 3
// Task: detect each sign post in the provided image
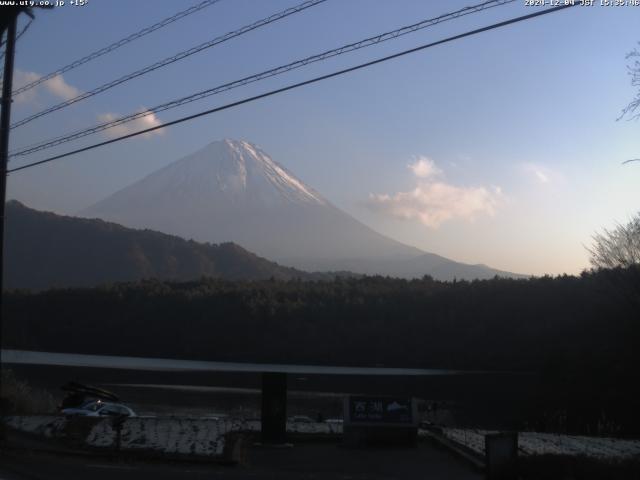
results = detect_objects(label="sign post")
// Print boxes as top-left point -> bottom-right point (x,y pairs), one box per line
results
260,372 -> 287,444
343,396 -> 418,447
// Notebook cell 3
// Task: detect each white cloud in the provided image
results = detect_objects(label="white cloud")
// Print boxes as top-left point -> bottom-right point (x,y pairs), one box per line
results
534,170 -> 549,183
408,156 -> 442,179
522,163 -> 555,185
44,74 -> 81,100
12,69 -> 81,104
367,156 -> 502,228
97,110 -> 164,138
12,70 -> 41,104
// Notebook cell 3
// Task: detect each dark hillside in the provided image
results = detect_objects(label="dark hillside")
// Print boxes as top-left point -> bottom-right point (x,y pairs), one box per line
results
3,200 -> 324,289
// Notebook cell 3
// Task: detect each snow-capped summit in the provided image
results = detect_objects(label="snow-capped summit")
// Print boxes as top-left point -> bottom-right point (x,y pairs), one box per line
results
80,139 -> 520,280
196,139 -> 326,206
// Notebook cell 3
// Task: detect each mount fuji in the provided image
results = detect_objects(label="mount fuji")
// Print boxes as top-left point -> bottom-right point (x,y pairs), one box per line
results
80,139 -> 520,280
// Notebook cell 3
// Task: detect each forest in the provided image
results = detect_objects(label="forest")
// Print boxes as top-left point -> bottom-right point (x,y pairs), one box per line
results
3,266 -> 639,434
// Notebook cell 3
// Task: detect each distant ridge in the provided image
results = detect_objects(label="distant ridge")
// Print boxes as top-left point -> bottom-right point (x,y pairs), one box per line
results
3,200 -> 330,290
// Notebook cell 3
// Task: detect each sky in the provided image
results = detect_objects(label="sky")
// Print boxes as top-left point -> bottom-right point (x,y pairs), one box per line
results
4,0 -> 640,276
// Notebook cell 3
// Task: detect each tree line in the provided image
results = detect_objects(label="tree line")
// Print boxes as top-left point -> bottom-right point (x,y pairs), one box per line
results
3,266 -> 639,434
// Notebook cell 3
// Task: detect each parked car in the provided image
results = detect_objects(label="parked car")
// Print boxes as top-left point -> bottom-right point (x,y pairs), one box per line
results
61,400 -> 136,417
59,381 -> 120,411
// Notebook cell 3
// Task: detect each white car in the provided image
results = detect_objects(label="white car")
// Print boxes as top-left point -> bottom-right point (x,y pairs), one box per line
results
62,400 -> 136,417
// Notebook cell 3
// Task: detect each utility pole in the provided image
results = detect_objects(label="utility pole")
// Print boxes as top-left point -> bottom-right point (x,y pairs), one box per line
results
0,7 -> 24,425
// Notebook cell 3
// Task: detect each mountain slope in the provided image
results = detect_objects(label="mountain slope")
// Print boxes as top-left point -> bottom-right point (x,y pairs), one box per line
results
81,139 -> 523,280
3,200 -> 323,290
292,254 -> 523,282
81,139 -> 423,263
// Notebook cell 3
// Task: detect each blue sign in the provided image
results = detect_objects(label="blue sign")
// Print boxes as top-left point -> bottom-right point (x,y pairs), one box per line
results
347,396 -> 414,425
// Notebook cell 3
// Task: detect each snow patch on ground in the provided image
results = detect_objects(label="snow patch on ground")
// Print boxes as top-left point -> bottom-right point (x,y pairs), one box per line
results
433,428 -> 640,461
3,415 -> 66,438
84,417 -> 227,456
4,416 -> 344,458
85,420 -> 114,448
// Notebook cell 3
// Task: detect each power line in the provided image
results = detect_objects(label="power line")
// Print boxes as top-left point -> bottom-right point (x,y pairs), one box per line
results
0,18 -> 32,47
10,0 -> 327,129
15,19 -> 33,44
8,3 -> 576,174
0,18 -> 32,63
11,0 -> 516,157
10,0 -> 224,97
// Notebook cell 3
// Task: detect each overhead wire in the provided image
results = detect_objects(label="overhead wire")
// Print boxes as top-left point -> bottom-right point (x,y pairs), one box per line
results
0,18 -> 33,64
10,0 -> 328,129
11,0 -> 224,96
1,18 -> 33,46
11,0 -> 516,157
7,4 -> 577,174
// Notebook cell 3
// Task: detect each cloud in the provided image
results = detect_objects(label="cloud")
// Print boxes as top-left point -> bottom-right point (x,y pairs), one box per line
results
408,156 -> 442,179
97,110 -> 164,138
44,74 -> 81,100
367,156 -> 502,228
533,170 -> 549,183
12,69 -> 81,104
522,163 -> 556,185
12,70 -> 41,104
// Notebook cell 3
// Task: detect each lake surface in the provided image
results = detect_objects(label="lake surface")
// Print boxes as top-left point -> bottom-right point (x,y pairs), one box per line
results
1,349 -> 474,376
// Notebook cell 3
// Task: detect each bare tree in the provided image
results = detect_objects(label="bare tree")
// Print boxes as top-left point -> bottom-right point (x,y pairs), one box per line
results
619,43 -> 640,121
588,213 -> 640,270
